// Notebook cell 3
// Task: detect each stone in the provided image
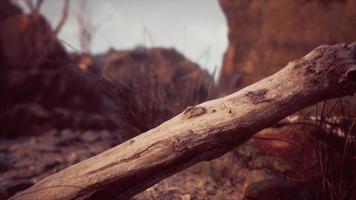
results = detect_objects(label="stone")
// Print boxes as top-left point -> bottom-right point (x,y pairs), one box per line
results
243,178 -> 315,200
81,131 -> 99,143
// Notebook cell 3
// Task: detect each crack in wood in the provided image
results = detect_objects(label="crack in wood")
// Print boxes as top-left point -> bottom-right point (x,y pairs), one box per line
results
85,141 -> 165,176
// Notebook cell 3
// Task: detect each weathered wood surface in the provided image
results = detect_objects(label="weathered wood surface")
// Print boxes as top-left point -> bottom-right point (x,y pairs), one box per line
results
11,43 -> 356,200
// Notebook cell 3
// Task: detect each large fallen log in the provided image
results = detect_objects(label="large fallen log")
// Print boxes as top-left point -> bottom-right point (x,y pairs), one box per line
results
11,43 -> 356,200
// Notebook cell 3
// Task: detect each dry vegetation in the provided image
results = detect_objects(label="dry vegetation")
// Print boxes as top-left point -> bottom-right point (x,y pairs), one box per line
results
312,101 -> 356,200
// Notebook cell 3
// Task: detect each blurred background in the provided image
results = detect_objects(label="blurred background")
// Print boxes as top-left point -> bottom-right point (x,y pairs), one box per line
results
0,0 -> 355,199
35,0 -> 228,78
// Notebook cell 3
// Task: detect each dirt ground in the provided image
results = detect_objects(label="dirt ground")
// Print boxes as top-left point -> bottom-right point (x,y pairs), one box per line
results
1,126 -> 318,200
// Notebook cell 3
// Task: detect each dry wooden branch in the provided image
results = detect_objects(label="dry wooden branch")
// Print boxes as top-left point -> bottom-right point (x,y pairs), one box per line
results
11,43 -> 356,200
25,0 -> 35,12
54,0 -> 70,35
25,0 -> 43,13
76,0 -> 95,54
34,0 -> 43,12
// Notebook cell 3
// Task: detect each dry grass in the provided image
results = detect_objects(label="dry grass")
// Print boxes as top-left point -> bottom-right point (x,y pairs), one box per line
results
110,61 -> 215,133
312,100 -> 356,200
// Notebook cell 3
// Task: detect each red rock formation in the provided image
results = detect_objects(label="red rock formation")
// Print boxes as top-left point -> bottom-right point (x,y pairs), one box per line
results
0,1 -> 121,137
219,0 -> 356,92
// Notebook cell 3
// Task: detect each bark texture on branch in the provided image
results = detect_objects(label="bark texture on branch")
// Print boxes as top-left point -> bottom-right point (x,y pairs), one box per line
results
11,43 -> 356,200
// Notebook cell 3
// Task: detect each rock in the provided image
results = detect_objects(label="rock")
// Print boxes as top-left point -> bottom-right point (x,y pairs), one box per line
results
66,152 -> 79,165
42,159 -> 61,171
246,127 -> 317,181
0,0 -> 22,21
99,129 -> 110,137
81,131 -> 99,143
219,0 -> 356,92
55,129 -> 80,146
243,178 -> 314,200
0,2 -> 121,137
181,194 -> 191,200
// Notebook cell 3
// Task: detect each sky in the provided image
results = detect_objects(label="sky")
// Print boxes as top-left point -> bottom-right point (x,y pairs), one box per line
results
38,0 -> 228,78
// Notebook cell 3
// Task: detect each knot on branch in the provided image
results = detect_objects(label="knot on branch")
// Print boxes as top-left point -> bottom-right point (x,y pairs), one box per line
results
246,89 -> 273,104
293,42 -> 356,96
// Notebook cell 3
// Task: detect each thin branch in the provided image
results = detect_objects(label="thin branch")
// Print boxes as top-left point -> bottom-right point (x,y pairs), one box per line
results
54,0 -> 70,35
25,0 -> 35,12
34,0 -> 44,12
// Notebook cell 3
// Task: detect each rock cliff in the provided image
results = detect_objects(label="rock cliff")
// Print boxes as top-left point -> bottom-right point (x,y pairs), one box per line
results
219,0 -> 356,92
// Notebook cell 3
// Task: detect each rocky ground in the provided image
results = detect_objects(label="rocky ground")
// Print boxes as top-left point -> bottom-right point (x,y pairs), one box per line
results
0,129 -> 129,199
0,125 -> 320,200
